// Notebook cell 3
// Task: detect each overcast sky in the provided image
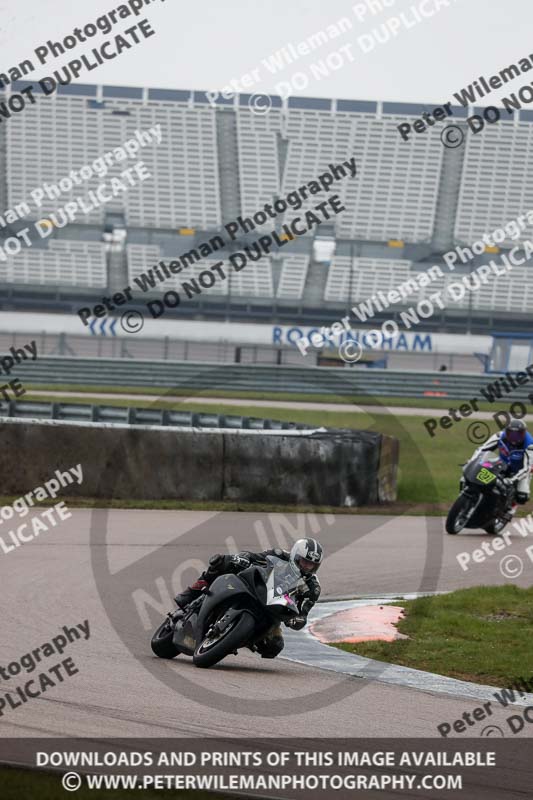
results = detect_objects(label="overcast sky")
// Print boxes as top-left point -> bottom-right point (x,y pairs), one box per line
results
0,0 -> 530,105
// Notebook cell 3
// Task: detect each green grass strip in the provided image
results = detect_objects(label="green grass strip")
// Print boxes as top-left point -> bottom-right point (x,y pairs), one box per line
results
24,383 -> 496,411
0,766 -> 230,800
332,585 -> 533,685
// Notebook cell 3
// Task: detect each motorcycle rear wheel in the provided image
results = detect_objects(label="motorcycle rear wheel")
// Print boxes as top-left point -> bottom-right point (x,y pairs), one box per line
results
446,494 -> 476,534
151,618 -> 180,659
193,611 -> 255,668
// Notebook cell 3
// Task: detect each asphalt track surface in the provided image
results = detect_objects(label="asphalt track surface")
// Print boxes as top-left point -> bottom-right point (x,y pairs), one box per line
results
1,509 -> 531,740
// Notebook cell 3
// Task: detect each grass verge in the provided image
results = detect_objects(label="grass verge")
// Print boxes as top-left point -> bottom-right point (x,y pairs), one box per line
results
0,766 -> 229,800
24,383 -> 492,411
332,586 -> 533,685
0,494 -> 450,516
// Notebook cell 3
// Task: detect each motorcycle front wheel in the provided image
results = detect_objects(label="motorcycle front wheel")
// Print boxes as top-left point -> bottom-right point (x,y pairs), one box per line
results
193,610 -> 255,668
151,618 -> 180,659
446,494 -> 477,534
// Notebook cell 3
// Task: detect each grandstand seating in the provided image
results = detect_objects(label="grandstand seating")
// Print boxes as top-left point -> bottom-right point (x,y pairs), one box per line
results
325,257 -> 412,303
127,243 -> 274,297
455,118 -> 533,246
325,255 -> 531,313
276,254 -> 310,299
2,84 -> 533,317
7,92 -> 104,226
6,87 -> 221,230
283,107 -> 444,242
236,109 -> 282,222
461,266 -> 533,314
127,244 -> 161,282
0,240 -> 107,287
1,89 -> 449,244
103,96 -> 221,229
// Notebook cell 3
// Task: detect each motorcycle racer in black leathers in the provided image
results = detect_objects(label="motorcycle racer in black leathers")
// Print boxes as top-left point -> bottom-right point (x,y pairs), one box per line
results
174,538 -> 323,658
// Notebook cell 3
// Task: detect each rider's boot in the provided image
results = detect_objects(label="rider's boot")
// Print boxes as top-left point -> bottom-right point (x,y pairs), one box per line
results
174,578 -> 209,610
255,624 -> 284,659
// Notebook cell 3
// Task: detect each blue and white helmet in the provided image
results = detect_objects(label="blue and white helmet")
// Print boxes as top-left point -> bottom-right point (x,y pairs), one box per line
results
290,538 -> 323,576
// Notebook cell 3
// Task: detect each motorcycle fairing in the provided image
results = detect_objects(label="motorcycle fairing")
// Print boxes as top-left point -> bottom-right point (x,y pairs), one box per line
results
173,612 -> 197,655
476,467 -> 497,484
461,458 -> 510,529
195,571 -> 264,643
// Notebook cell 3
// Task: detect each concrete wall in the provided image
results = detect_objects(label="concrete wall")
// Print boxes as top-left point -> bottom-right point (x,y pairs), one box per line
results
0,419 -> 398,506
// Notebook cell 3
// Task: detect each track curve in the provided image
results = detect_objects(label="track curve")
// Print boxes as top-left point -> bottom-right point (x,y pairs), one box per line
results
1,509 -> 531,740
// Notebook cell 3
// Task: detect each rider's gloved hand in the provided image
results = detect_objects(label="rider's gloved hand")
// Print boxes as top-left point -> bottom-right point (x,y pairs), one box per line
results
206,553 -> 251,578
300,598 -> 314,617
306,576 -> 321,602
286,615 -> 307,631
516,491 -> 529,504
206,553 -> 229,576
500,477 -> 514,495
230,554 -> 251,569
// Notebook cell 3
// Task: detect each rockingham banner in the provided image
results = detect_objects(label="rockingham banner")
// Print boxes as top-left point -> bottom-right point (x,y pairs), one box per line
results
271,325 -> 490,355
0,312 -> 491,355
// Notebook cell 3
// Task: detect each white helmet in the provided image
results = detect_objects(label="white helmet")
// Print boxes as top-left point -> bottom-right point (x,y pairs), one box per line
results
289,538 -> 323,576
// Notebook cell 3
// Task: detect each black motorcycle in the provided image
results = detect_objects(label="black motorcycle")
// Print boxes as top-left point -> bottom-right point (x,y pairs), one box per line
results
446,457 -> 515,535
151,555 -> 305,668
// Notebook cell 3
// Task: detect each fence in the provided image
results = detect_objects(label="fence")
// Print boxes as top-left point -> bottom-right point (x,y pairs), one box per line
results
8,356 -> 524,400
0,330 -> 480,372
0,399 -> 310,430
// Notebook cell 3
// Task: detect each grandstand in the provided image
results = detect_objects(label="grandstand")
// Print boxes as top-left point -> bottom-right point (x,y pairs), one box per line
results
0,239 -> 107,288
1,83 -> 533,336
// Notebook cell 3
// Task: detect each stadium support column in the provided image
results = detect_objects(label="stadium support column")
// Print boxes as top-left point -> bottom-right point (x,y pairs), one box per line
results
216,108 -> 242,314
216,108 -> 242,232
276,132 -> 289,192
270,132 -> 290,305
0,94 -> 8,226
108,247 -> 128,294
430,124 -> 467,253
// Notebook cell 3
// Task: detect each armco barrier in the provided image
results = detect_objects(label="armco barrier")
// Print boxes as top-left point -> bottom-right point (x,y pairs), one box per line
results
0,418 -> 398,506
13,356 -> 526,401
0,399 -> 310,430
